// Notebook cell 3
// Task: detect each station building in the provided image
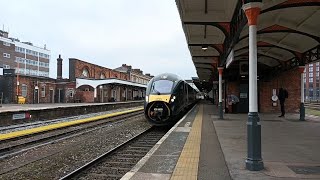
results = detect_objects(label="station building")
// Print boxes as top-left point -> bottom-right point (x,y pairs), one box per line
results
176,0 -> 320,114
0,55 -> 153,104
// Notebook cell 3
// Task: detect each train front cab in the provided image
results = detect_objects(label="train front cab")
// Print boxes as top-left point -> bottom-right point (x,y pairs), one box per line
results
144,78 -> 188,126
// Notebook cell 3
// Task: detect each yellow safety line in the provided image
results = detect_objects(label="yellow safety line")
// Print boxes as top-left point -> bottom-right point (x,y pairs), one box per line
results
0,107 -> 143,141
171,104 -> 203,180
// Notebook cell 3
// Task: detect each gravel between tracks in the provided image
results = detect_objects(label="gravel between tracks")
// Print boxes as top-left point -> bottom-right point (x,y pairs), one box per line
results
0,115 -> 151,180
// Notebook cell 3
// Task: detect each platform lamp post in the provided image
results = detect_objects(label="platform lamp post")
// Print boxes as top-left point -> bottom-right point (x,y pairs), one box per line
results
299,66 -> 305,121
243,1 -> 264,171
218,67 -> 224,119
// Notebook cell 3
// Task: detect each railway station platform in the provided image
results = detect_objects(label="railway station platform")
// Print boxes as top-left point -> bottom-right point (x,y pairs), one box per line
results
0,101 -> 143,113
122,102 -> 320,180
0,101 -> 143,126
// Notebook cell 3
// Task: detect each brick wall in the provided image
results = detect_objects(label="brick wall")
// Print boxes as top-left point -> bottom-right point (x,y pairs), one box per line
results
0,40 -> 16,69
259,68 -> 301,113
13,76 -> 56,103
76,91 -> 94,103
69,58 -> 129,81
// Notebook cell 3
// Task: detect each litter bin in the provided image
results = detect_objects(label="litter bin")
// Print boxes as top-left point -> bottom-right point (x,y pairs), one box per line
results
18,96 -> 26,104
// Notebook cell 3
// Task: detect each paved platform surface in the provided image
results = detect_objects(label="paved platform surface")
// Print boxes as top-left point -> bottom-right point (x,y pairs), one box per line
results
122,102 -> 320,180
0,101 -> 142,113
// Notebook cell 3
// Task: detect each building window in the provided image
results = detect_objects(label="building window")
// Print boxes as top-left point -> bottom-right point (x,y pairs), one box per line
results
309,67 -> 313,72
3,41 -> 10,46
316,62 -> 319,66
317,67 -> 319,71
309,78 -> 313,83
100,73 -> 105,79
21,84 -> 27,97
309,89 -> 313,97
68,88 -> 74,98
41,86 -> 46,97
309,73 -> 313,77
82,68 -> 89,77
309,64 -> 313,67
3,53 -> 10,58
3,64 -> 10,69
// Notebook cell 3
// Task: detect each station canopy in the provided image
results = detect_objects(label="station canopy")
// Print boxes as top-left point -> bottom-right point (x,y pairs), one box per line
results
176,0 -> 320,91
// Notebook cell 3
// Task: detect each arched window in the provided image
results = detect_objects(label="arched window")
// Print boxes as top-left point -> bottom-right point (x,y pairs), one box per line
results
82,68 -> 89,77
100,73 -> 105,79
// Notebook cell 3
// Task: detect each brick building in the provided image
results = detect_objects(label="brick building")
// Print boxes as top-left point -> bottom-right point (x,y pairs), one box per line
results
70,58 -> 153,103
0,30 -> 50,77
114,64 -> 153,85
304,62 -> 320,101
0,56 -> 153,104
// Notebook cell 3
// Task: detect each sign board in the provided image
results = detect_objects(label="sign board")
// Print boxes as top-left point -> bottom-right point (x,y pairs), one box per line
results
240,93 -> 247,98
226,49 -> 234,69
12,113 -> 26,120
12,112 -> 30,120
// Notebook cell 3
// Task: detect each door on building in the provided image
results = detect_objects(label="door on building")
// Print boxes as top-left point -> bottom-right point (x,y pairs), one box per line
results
50,89 -> 54,103
58,89 -> 64,103
34,89 -> 39,104
238,84 -> 249,113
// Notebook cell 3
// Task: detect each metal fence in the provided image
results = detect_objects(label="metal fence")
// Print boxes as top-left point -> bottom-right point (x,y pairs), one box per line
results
305,97 -> 320,103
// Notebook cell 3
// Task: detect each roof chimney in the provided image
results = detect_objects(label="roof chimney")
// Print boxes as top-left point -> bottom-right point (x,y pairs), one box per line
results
57,54 -> 63,79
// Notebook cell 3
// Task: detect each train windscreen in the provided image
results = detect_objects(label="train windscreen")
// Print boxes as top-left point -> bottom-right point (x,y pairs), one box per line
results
151,80 -> 174,94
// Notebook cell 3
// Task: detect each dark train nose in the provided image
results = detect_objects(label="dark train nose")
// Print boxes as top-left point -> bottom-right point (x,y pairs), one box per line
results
146,101 -> 171,122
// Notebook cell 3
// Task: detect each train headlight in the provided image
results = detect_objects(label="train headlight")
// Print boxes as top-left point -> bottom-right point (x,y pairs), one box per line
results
145,96 -> 149,102
171,96 -> 176,102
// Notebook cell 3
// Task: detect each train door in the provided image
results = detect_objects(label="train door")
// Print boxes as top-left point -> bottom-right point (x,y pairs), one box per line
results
185,83 -> 188,104
176,82 -> 184,112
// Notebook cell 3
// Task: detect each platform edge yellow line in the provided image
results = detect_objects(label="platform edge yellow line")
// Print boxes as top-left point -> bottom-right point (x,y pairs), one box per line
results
0,107 -> 143,141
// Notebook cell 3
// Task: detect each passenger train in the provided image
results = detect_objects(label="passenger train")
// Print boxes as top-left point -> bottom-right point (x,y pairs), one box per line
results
144,73 -> 198,126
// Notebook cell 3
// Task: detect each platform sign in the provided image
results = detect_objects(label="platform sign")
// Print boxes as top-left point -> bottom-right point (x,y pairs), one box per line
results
12,113 -> 30,120
12,113 -> 26,120
240,93 -> 247,98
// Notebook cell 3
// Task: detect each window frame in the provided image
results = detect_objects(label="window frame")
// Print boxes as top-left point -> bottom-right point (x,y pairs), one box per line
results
21,84 -> 28,97
41,86 -> 46,97
3,53 -> 10,58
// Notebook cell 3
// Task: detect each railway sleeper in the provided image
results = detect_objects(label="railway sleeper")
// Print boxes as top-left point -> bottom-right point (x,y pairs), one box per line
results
89,167 -> 128,175
114,153 -> 145,158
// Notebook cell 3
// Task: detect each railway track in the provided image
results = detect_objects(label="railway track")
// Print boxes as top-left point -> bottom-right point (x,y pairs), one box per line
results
0,110 -> 143,159
60,126 -> 169,180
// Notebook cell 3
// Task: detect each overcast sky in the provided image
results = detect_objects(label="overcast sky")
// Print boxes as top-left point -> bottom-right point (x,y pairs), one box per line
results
0,0 -> 197,79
